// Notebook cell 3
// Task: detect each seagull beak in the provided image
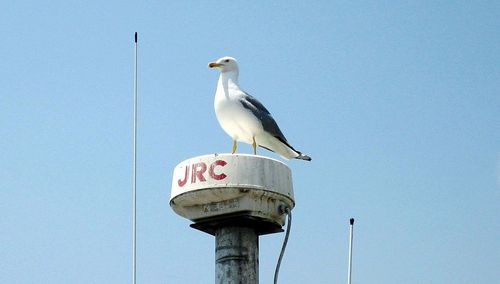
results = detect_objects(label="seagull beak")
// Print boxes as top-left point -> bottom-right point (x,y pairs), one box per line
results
208,62 -> 223,68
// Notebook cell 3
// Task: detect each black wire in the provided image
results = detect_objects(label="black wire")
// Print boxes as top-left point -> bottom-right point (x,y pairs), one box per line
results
274,207 -> 292,284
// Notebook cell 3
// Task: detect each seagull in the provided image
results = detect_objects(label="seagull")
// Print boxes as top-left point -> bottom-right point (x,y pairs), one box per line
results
208,56 -> 311,161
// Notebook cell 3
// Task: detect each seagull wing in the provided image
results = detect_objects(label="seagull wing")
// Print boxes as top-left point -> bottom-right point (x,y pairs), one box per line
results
239,93 -> 296,150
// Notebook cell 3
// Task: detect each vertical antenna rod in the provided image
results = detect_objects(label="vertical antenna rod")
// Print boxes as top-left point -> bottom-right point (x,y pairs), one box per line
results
348,218 -> 354,284
132,32 -> 138,284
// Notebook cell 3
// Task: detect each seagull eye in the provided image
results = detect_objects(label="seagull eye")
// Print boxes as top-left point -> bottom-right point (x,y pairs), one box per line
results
224,59 -> 230,63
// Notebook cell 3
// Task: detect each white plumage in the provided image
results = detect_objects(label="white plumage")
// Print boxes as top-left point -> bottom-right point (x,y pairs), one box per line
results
208,56 -> 311,161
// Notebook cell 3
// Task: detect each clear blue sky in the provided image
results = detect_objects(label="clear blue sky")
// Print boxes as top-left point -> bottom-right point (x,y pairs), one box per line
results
1,1 -> 498,283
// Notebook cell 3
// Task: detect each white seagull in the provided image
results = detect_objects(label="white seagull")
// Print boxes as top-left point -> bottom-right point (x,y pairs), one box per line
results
208,56 -> 311,161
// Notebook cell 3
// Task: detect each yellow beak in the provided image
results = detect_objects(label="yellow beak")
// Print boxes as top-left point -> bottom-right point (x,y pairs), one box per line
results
208,62 -> 223,68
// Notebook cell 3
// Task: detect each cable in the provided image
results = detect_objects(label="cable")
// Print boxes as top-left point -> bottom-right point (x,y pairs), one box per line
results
274,205 -> 292,284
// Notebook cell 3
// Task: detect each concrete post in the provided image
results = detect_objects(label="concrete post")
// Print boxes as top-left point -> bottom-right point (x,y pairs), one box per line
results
171,154 -> 295,284
215,226 -> 259,284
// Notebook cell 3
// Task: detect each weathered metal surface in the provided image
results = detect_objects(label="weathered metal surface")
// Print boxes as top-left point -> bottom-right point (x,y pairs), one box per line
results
170,154 -> 294,226
170,154 -> 294,284
215,226 -> 258,284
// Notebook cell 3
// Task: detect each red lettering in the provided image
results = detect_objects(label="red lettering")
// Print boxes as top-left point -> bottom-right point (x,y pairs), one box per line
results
191,162 -> 207,184
177,165 -> 189,187
177,160 -> 228,187
209,160 -> 227,180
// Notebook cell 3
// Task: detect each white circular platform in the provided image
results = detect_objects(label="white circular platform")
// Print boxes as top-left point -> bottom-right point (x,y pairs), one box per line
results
170,154 -> 294,227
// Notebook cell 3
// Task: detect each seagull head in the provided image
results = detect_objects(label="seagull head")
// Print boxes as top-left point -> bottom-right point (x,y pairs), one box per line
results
208,56 -> 239,73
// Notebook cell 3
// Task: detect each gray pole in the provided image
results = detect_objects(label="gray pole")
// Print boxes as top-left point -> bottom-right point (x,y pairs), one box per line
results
215,226 -> 259,284
348,218 -> 354,284
132,32 -> 138,284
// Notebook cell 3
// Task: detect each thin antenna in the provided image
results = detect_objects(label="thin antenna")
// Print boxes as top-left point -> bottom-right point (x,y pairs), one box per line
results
348,218 -> 354,284
132,32 -> 138,284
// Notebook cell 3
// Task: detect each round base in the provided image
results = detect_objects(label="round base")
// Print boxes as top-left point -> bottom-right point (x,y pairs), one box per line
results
170,154 -> 294,227
190,213 -> 283,236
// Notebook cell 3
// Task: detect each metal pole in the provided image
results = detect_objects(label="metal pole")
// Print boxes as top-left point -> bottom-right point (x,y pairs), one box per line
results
215,226 -> 259,284
132,32 -> 138,284
348,218 -> 354,284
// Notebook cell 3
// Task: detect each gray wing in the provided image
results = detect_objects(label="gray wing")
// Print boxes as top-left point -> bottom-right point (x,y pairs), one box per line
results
239,92 -> 295,149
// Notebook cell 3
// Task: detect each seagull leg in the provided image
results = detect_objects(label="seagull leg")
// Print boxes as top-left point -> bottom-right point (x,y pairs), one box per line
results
252,137 -> 257,155
232,140 -> 237,154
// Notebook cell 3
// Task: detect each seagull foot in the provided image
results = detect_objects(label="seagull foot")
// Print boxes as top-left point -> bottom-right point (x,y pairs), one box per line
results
252,137 -> 257,155
232,140 -> 237,154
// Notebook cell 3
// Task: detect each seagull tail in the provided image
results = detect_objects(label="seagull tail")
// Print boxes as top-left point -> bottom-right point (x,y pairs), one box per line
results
295,152 -> 312,161
272,135 -> 312,161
